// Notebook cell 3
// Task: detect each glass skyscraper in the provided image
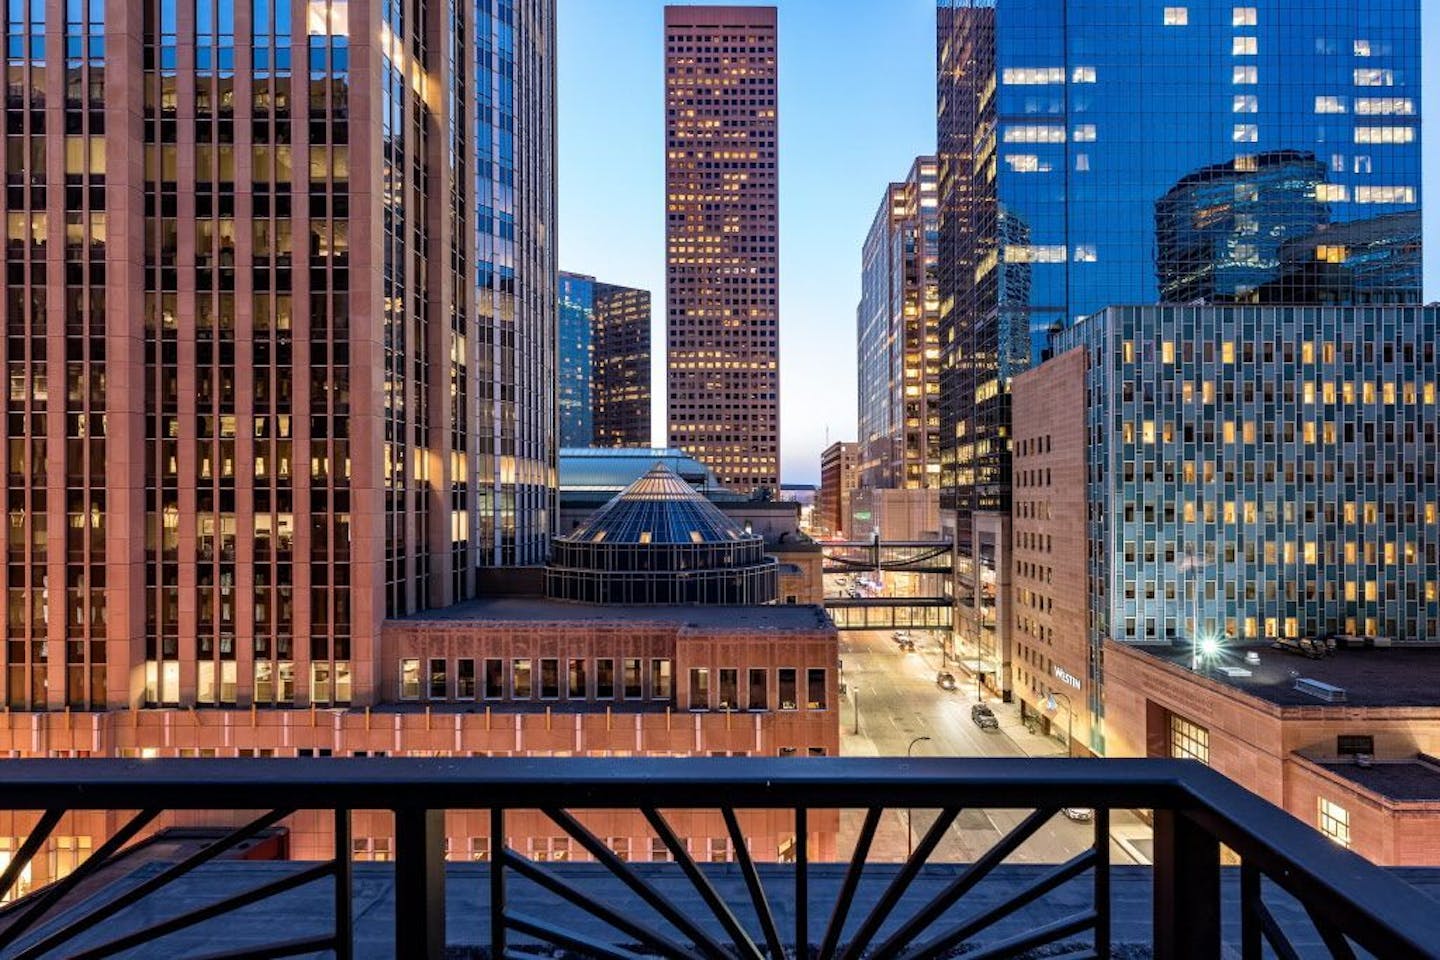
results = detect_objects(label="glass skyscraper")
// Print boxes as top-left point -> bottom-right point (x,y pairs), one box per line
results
937,0 -> 1422,680
558,273 -> 597,448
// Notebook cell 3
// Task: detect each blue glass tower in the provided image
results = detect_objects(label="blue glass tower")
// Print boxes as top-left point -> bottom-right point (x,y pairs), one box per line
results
558,273 -> 596,449
937,0 -> 1423,680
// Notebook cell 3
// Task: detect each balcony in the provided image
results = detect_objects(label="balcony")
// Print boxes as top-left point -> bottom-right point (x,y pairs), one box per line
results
0,758 -> 1435,959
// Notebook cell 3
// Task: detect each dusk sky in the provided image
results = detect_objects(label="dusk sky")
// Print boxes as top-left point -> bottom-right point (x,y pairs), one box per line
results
559,0 -> 1439,487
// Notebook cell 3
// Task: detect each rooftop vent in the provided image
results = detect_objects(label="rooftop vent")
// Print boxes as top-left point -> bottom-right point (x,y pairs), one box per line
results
1216,665 -> 1253,678
1244,651 -> 1261,665
1295,677 -> 1347,703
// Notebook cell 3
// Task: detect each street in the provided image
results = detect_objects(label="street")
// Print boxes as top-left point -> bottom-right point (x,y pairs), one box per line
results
837,629 -> 1152,865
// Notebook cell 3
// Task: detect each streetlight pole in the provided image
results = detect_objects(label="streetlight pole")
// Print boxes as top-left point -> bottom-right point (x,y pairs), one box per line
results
906,736 -> 932,858
852,686 -> 861,736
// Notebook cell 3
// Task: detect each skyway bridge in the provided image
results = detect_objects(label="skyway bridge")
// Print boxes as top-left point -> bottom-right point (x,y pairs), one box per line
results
819,538 -> 953,631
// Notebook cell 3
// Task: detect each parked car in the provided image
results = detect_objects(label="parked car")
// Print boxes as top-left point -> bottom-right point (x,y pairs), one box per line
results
1062,807 -> 1095,822
970,703 -> 999,731
901,639 -> 916,653
891,631 -> 910,642
935,671 -> 957,691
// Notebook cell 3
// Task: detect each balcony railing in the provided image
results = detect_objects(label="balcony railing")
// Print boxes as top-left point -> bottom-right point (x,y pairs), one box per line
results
0,757 -> 1437,959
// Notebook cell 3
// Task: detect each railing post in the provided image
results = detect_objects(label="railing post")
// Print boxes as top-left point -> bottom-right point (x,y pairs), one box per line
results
1093,807 -> 1110,958
1239,862 -> 1262,960
795,807 -> 808,960
490,807 -> 506,957
334,808 -> 353,960
395,807 -> 446,960
1152,808 -> 1220,960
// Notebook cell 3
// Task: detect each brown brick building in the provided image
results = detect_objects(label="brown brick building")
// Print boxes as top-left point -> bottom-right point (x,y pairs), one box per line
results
1104,640 -> 1440,866
817,441 -> 859,538
664,5 -> 780,494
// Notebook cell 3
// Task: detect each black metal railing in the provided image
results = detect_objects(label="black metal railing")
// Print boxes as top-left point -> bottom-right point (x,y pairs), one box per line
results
0,757 -> 1437,959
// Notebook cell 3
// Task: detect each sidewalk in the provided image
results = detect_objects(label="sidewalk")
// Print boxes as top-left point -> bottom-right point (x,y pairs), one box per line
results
989,697 -> 1070,758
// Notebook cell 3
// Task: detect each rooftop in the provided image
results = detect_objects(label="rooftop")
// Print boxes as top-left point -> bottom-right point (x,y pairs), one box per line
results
1126,641 -> 1440,708
393,596 -> 833,631
561,463 -> 752,546
1311,756 -> 1440,802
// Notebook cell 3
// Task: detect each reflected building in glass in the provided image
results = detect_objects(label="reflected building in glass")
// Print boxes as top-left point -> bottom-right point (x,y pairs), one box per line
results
557,272 -> 652,449
936,0 -> 1422,694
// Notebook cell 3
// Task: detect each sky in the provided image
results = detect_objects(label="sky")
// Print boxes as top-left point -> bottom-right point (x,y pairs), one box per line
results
559,0 -> 1440,487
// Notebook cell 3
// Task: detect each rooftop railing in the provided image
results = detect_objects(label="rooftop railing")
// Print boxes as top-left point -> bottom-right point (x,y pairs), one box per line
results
0,757 -> 1436,959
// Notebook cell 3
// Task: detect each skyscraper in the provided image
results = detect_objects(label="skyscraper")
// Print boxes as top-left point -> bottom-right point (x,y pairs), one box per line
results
593,280 -> 653,448
557,272 -> 652,449
1,0 -> 556,711
664,4 -> 780,495
857,157 -> 941,491
936,0 -> 1423,685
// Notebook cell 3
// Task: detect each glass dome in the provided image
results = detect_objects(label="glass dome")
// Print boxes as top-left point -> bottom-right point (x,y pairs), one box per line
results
547,463 -> 778,604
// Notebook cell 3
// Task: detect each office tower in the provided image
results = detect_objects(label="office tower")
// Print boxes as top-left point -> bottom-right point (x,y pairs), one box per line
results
1012,305 -> 1439,754
936,0 -> 1423,687
664,5 -> 780,495
558,272 -> 597,447
557,273 -> 652,449
817,442 -> 860,538
0,0 -> 556,712
857,157 -> 941,491
593,280 -> 652,447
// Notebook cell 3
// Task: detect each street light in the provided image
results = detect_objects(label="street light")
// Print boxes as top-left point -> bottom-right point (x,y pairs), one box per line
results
1045,691 -> 1074,758
906,736 -> 932,858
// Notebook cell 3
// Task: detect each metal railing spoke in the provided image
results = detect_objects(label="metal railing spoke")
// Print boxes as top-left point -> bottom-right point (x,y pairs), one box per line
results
1254,891 -> 1303,960
818,806 -> 882,960
0,807 -> 161,951
1303,900 -> 1359,960
505,909 -> 652,960
836,806 -> 962,960
873,806 -> 1061,958
542,806 -> 732,959
13,807 -> 297,960
895,849 -> 1097,960
0,809 -> 64,911
499,848 -> 694,960
722,806 -> 786,960
64,860 -> 336,960
643,807 -> 765,960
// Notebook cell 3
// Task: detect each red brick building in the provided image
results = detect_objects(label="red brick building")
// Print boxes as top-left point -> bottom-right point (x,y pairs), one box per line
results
1104,640 -> 1440,865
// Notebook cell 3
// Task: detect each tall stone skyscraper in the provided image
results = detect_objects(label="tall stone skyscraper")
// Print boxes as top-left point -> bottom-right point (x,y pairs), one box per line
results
663,5 -> 780,495
0,0 -> 556,711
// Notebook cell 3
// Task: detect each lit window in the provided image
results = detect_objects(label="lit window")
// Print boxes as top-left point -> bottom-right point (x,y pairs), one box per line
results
1070,65 -> 1096,83
1233,124 -> 1258,142
1163,6 -> 1188,25
1318,798 -> 1351,848
1232,7 -> 1257,25
1169,714 -> 1210,763
1072,245 -> 1097,262
1001,67 -> 1064,85
1072,124 -> 1096,142
1233,66 -> 1258,84
1233,94 -> 1258,112
1355,97 -> 1414,115
1004,154 -> 1052,173
1003,125 -> 1065,143
1354,126 -> 1415,144
1232,36 -> 1257,55
1353,39 -> 1371,57
1353,68 -> 1394,86
1003,244 -> 1066,263
1314,185 -> 1349,202
1314,96 -> 1347,113
1355,185 -> 1416,204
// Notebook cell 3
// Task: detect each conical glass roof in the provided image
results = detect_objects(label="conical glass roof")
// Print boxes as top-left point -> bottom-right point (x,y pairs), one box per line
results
560,462 -> 753,546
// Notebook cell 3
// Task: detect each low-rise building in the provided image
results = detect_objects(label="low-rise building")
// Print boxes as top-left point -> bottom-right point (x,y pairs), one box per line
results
818,442 -> 861,538
1104,639 -> 1440,866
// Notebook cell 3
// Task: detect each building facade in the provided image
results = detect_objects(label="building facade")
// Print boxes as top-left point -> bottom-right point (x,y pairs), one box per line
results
664,5 -> 780,495
937,0 -> 1423,687
556,273 -> 652,450
1,0 -> 558,711
817,441 -> 859,539
1013,305 -> 1440,754
557,272 -> 596,448
1105,640 -> 1440,867
593,280 -> 652,448
857,157 -> 941,491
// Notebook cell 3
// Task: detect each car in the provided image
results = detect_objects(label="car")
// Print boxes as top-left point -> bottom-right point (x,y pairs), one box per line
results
970,703 -> 999,731
891,631 -> 910,642
935,671 -> 957,691
1062,807 -> 1095,822
901,639 -> 916,652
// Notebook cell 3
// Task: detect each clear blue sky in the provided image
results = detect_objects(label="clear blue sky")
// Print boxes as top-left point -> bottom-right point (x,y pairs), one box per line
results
559,0 -> 1439,487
